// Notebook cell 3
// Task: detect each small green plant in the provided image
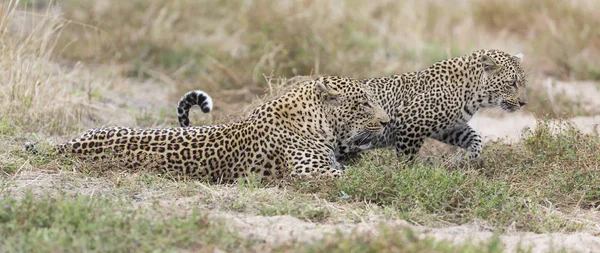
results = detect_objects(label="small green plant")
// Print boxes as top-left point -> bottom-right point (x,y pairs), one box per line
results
236,173 -> 266,190
0,118 -> 16,136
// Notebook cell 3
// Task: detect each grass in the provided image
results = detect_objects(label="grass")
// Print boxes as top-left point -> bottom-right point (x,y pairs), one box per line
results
288,120 -> 600,233
6,0 -> 599,127
11,0 -> 597,123
281,229 -> 511,253
5,119 -> 596,234
1,191 -> 543,253
0,191 -> 255,252
493,120 -> 600,209
27,0 -> 599,100
236,180 -> 331,222
472,0 -> 600,80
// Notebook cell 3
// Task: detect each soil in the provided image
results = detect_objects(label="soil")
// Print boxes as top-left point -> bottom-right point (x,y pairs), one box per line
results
7,168 -> 600,253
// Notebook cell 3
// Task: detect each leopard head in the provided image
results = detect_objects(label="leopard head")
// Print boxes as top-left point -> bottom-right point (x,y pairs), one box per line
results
315,77 -> 390,149
478,49 -> 528,112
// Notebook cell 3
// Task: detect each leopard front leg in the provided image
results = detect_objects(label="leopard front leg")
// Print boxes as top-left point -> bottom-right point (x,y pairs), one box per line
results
394,135 -> 426,163
288,147 -> 344,179
431,124 -> 483,163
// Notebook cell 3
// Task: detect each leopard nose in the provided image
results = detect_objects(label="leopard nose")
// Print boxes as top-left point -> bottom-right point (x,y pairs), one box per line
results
519,101 -> 527,107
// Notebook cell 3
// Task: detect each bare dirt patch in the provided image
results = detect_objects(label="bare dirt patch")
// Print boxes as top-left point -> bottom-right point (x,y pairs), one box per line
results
470,112 -> 600,144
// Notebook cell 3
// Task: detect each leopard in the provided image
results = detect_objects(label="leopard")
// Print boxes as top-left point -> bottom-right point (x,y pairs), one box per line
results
38,76 -> 390,183
335,49 -> 529,165
176,49 -> 527,165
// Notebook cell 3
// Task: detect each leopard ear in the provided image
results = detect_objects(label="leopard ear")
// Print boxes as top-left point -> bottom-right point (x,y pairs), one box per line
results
316,81 -> 341,104
482,55 -> 499,72
513,53 -> 524,61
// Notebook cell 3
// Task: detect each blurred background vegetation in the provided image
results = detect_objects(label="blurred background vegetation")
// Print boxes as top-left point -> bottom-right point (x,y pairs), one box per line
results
21,0 -> 600,88
2,0 -> 599,134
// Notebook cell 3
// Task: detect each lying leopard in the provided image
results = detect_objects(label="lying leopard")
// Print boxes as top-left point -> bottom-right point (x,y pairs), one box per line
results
35,76 -> 389,183
337,49 -> 529,164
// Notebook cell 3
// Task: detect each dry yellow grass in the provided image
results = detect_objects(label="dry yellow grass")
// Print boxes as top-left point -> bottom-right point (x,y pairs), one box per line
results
11,0 -> 598,121
1,0 -> 88,135
473,0 -> 600,80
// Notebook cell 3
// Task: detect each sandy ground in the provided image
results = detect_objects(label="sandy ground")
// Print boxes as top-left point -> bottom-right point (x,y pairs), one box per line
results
216,213 -> 600,253
470,112 -> 600,144
6,160 -> 600,253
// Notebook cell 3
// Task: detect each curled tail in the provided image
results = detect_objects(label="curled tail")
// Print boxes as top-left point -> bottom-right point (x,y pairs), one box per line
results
177,90 -> 213,127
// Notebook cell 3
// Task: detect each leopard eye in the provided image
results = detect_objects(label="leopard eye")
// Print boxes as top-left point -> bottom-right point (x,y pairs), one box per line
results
362,101 -> 371,108
510,80 -> 518,87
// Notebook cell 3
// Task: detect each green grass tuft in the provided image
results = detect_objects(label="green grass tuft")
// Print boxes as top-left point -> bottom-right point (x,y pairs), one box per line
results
0,191 -> 255,252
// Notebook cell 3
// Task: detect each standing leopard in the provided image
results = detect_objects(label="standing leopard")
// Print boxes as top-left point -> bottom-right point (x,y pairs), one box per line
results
38,76 -> 390,182
335,49 -> 528,164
